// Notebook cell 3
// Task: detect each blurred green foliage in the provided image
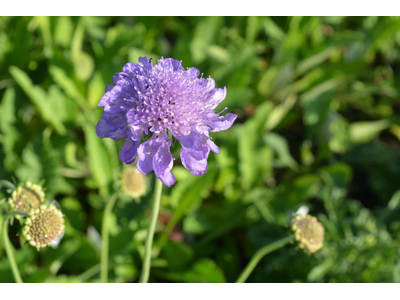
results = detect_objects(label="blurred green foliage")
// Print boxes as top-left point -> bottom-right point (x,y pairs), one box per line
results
1,16 -> 400,283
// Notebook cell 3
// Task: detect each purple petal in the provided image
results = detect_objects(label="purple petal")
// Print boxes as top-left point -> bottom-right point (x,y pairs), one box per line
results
153,140 -> 176,187
99,85 -> 136,114
187,67 -> 200,79
112,130 -> 129,141
120,138 -> 140,164
137,138 -> 160,175
105,84 -> 114,92
158,171 -> 176,187
208,113 -> 237,132
206,139 -> 220,154
129,124 -> 142,141
176,132 -> 199,148
155,58 -> 184,73
180,148 -> 208,176
96,113 -> 127,139
112,72 -> 132,86
122,61 -> 146,77
176,132 -> 209,160
138,57 -> 153,73
208,87 -> 227,109
176,132 -> 210,176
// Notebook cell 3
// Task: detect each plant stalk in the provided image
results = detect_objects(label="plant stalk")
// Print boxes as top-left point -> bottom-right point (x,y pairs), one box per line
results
235,234 -> 294,283
2,211 -> 29,283
100,194 -> 118,283
139,179 -> 163,283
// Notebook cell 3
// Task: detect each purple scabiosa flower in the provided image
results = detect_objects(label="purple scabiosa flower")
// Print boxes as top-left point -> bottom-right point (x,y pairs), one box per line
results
96,57 -> 237,187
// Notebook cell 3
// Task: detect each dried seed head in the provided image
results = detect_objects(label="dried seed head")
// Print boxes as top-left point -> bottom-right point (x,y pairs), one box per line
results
121,166 -> 147,198
8,182 -> 44,219
291,214 -> 324,254
23,204 -> 65,251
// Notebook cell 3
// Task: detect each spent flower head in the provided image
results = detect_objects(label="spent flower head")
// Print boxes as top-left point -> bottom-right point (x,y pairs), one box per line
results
121,166 -> 147,199
291,214 -> 324,254
96,57 -> 237,186
8,182 -> 44,219
23,204 -> 65,251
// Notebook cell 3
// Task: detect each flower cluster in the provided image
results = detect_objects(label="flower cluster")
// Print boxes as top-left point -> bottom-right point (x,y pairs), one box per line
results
9,182 -> 44,219
96,57 -> 237,186
291,214 -> 324,254
23,204 -> 65,250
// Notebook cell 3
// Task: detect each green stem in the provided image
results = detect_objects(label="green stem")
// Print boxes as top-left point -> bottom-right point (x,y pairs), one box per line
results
139,179 -> 163,283
2,211 -> 29,283
235,234 -> 294,283
80,264 -> 100,282
100,194 -> 118,283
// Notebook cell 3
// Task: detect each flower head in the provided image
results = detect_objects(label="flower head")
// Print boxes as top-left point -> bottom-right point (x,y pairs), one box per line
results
9,182 -> 44,219
121,166 -> 147,199
291,214 -> 324,254
23,204 -> 65,251
96,57 -> 237,186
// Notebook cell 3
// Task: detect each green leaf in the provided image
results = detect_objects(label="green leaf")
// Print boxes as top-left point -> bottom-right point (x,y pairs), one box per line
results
388,190 -> 400,211
35,16 -> 53,58
74,51 -> 95,81
265,94 -> 297,131
207,45 -> 230,62
246,16 -> 263,43
49,65 -> 94,123
296,47 -> 335,77
88,72 -> 105,108
15,144 -> 42,182
239,102 -> 274,190
160,258 -> 226,283
307,258 -> 335,282
0,87 -> 19,171
55,16 -> 74,47
162,241 -> 194,271
350,119 -> 391,144
263,17 -> 285,44
83,123 -> 113,196
264,132 -> 299,171
9,66 -> 67,135
191,17 -> 223,63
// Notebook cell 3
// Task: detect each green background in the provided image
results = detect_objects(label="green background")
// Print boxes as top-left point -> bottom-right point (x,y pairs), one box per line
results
1,16 -> 400,283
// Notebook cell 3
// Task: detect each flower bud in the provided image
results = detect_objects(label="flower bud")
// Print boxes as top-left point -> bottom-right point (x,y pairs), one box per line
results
291,214 -> 324,254
8,182 -> 44,219
23,204 -> 65,251
121,167 -> 147,199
